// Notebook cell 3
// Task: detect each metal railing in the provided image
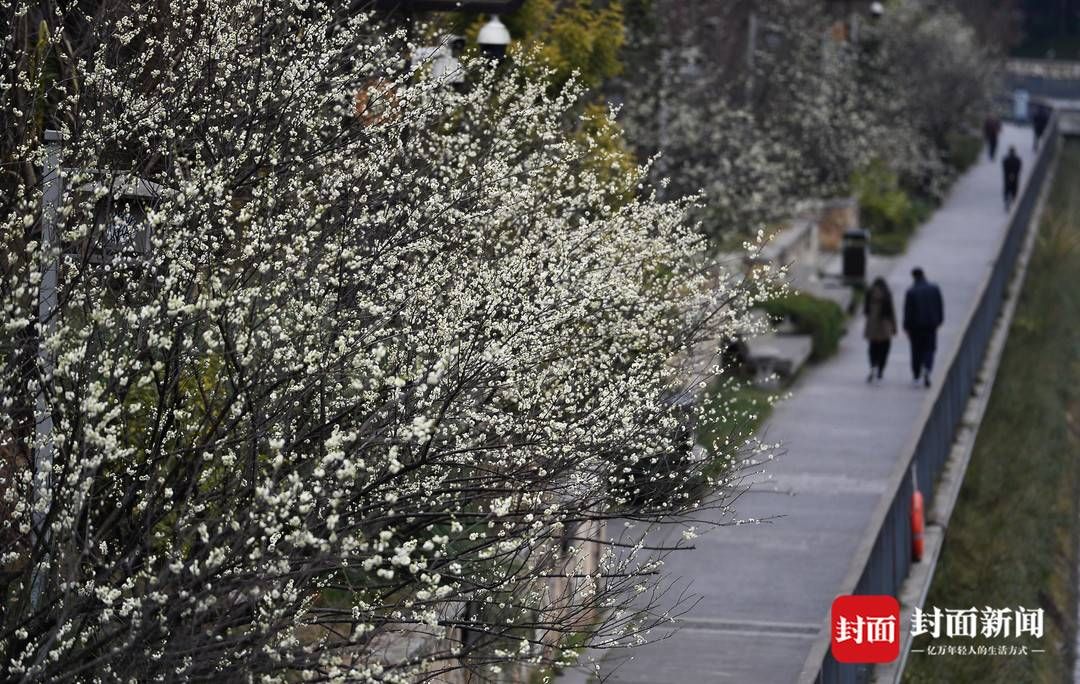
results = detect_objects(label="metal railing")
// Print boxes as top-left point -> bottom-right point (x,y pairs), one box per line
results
1007,58 -> 1080,81
797,112 -> 1062,684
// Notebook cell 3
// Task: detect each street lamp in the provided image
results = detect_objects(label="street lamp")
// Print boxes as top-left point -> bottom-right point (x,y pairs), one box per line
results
413,38 -> 466,84
476,15 -> 511,60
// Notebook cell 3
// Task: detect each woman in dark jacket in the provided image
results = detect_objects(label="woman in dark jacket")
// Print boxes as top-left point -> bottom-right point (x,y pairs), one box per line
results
864,277 -> 896,382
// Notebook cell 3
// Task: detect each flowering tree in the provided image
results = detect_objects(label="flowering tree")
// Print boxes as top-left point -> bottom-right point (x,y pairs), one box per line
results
0,1 -> 774,680
614,0 -> 995,240
865,1 -> 997,182
748,0 -> 887,199
612,0 -> 880,240
612,1 -> 796,240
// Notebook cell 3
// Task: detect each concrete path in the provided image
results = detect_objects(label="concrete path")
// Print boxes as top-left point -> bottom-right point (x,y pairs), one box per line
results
596,124 -> 1036,684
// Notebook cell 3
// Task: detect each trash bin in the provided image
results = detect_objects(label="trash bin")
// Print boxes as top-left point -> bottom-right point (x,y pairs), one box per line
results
842,228 -> 869,284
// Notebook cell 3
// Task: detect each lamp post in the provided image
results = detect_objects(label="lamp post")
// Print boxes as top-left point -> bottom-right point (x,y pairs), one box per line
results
823,1 -> 886,44
31,129 -> 61,609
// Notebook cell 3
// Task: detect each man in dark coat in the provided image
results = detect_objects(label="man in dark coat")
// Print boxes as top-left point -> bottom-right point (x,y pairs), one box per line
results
1002,146 -> 1022,211
1032,105 -> 1050,150
903,268 -> 944,387
983,115 -> 1002,160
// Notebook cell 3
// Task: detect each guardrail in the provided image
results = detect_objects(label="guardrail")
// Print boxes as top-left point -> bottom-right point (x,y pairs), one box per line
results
1004,59 -> 1080,103
1006,58 -> 1080,81
797,111 -> 1062,684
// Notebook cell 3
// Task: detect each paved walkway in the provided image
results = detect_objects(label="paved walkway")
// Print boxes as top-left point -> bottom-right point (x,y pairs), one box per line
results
597,125 -> 1036,684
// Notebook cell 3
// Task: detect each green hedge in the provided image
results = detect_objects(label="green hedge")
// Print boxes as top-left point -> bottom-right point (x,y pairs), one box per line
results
853,160 -> 935,255
760,291 -> 846,361
946,131 -> 983,174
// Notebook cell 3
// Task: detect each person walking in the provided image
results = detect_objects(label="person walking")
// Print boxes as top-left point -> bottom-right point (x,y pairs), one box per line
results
1002,146 -> 1022,211
1032,105 -> 1050,150
983,114 -> 1002,160
864,277 -> 896,383
903,268 -> 944,388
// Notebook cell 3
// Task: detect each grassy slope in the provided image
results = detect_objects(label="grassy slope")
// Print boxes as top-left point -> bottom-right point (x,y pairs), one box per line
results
904,140 -> 1080,683
696,381 -> 776,450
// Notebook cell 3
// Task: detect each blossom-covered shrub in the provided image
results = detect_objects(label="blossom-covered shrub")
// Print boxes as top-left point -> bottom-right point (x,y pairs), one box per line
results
0,1 -> 776,681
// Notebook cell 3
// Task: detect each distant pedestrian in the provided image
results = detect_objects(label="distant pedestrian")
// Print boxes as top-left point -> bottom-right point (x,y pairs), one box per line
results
1002,146 -> 1022,211
1032,105 -> 1050,150
983,115 -> 1002,160
903,268 -> 944,387
863,277 -> 896,383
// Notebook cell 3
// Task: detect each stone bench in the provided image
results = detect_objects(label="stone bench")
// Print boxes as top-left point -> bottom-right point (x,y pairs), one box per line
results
744,333 -> 814,387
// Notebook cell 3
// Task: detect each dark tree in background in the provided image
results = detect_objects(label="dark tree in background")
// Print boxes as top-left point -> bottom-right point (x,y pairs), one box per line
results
1016,0 -> 1080,56
947,0 -> 1022,51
